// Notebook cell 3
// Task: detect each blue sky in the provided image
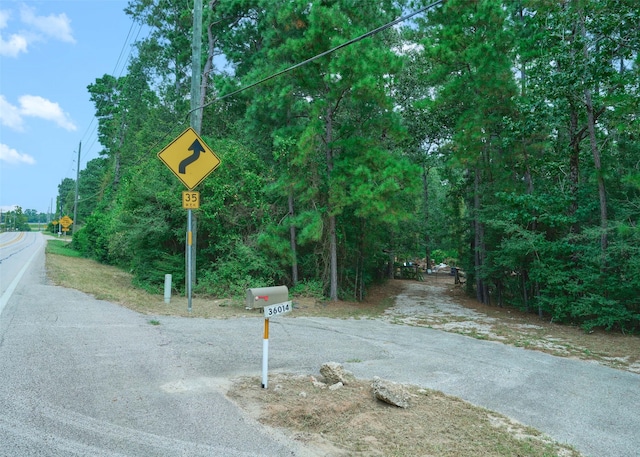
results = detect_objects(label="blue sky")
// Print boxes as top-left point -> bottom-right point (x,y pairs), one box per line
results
1,0 -> 140,214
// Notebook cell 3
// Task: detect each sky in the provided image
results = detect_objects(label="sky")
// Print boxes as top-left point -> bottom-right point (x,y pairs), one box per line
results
0,0 -> 142,214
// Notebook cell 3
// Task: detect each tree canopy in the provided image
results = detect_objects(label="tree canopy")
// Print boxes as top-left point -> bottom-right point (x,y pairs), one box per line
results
65,0 -> 639,332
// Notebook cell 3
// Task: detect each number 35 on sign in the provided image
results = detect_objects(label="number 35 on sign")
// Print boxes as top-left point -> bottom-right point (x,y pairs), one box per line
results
182,191 -> 200,209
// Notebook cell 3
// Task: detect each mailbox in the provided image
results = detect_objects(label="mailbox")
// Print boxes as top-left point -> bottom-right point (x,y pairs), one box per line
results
246,285 -> 289,310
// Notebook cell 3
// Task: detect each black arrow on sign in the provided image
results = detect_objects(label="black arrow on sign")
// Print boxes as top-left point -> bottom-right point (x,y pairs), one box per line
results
179,139 -> 205,174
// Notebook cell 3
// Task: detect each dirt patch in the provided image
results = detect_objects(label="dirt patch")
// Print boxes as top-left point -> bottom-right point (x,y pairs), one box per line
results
227,372 -> 581,457
384,275 -> 640,374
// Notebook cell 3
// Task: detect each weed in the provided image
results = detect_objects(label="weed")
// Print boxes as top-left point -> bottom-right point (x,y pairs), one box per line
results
46,240 -> 82,257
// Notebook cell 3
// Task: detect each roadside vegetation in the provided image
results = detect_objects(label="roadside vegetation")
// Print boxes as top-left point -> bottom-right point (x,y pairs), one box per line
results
34,0 -> 639,335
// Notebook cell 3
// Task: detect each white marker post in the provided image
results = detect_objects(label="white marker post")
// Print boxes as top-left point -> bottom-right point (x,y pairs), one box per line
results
164,274 -> 172,303
262,317 -> 270,388
261,301 -> 292,389
246,286 -> 290,389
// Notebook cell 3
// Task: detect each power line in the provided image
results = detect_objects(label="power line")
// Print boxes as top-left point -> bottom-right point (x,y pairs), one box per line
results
78,19 -> 146,165
187,0 -> 445,117
97,1 -> 446,173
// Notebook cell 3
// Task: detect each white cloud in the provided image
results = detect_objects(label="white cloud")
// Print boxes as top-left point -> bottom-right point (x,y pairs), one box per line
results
392,42 -> 424,56
0,6 -> 75,58
0,10 -> 10,29
0,95 -> 76,131
0,31 -> 28,56
20,5 -> 75,44
0,95 -> 24,130
18,95 -> 76,131
0,143 -> 36,165
0,9 -> 28,57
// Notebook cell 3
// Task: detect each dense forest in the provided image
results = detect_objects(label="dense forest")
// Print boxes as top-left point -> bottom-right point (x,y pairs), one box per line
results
57,0 -> 639,332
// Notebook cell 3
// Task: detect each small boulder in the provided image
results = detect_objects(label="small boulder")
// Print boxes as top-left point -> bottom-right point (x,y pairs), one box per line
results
320,362 -> 353,385
371,376 -> 410,408
310,375 -> 326,389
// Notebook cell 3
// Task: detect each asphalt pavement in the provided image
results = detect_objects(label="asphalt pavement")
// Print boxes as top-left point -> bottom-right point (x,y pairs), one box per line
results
1,234 -> 638,456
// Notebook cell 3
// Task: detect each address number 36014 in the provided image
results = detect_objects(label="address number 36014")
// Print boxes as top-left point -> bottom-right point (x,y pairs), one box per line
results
264,301 -> 293,318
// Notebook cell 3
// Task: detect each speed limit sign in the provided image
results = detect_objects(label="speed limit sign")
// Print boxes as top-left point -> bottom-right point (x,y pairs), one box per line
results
182,191 -> 200,209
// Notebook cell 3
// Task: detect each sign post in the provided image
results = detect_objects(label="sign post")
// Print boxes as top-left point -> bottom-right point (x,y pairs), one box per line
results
158,128 -> 221,312
246,286 -> 291,388
59,216 -> 73,237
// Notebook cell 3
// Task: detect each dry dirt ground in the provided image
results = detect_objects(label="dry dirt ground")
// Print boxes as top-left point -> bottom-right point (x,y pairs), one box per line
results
381,276 -> 640,374
228,372 -> 581,457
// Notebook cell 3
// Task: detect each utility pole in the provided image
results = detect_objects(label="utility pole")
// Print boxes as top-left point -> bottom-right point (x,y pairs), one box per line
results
73,141 -> 81,235
191,0 -> 203,133
186,0 -> 203,312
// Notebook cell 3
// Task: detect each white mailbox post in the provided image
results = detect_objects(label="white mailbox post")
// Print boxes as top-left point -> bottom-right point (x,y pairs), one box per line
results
246,286 -> 291,388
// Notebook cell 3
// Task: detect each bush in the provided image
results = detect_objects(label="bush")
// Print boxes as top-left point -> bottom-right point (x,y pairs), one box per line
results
195,239 -> 285,298
290,279 -> 324,299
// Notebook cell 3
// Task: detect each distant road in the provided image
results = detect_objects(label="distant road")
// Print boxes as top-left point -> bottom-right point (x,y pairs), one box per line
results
0,232 -> 44,315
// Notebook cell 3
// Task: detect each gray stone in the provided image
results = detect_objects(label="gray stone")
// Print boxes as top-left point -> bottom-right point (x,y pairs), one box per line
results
310,375 -> 327,389
371,376 -> 410,408
320,362 -> 353,385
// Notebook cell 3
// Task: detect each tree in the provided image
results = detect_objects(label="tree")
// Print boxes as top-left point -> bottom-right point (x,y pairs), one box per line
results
216,0 -> 419,300
414,0 -> 518,303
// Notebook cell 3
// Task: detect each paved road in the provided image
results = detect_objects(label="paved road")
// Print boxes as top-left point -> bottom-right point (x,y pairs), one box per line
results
1,233 -> 639,456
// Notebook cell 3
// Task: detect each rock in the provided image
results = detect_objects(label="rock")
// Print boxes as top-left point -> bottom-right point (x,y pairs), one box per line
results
371,376 -> 410,408
329,382 -> 343,391
320,362 -> 353,385
310,375 -> 326,389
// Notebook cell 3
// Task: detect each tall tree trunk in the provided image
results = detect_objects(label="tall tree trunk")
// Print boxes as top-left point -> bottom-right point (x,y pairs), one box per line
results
325,107 -> 338,301
580,14 -> 608,260
584,88 -> 608,258
288,188 -> 298,285
568,105 -> 580,233
474,167 -> 488,304
421,161 -> 431,272
328,214 -> 338,300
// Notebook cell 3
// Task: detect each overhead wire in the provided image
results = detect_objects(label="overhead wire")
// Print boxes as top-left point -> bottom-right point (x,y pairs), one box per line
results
85,0 -> 445,173
186,0 -> 445,117
77,18 -> 146,166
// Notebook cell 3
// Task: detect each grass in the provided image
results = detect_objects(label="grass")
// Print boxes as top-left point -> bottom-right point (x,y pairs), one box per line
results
46,239 -> 83,257
44,241 -> 397,320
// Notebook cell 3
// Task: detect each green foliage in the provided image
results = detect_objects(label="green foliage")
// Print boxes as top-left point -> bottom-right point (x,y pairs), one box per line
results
195,237 -> 285,298
290,279 -> 324,299
431,249 -> 457,266
73,209 -> 114,263
65,0 -> 639,332
46,240 -> 83,258
1,206 -> 30,232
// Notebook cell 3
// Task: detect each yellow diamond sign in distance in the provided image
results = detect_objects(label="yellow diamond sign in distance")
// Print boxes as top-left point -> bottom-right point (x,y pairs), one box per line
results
157,127 -> 221,190
60,216 -> 73,228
